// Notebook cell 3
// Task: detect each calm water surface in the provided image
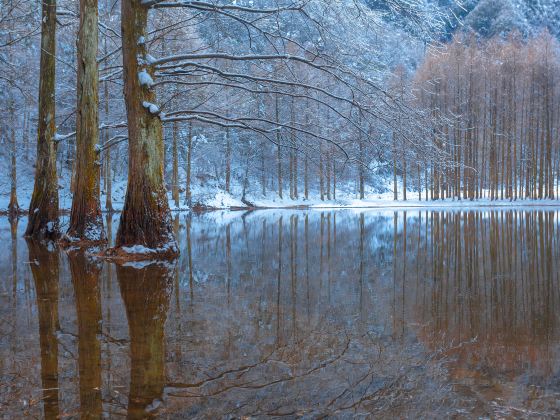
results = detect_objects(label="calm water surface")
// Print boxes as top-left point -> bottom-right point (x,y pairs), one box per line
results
1,209 -> 560,418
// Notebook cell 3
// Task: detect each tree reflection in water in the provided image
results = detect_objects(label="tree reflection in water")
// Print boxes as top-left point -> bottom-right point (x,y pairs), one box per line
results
2,210 -> 560,418
117,262 -> 174,419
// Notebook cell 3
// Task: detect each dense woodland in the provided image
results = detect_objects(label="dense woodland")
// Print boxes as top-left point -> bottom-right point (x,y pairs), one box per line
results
1,0 -> 560,254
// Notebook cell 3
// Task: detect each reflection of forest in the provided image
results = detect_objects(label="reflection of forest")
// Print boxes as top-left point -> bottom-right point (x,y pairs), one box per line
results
397,211 -> 560,415
404,212 -> 560,373
2,210 -> 560,418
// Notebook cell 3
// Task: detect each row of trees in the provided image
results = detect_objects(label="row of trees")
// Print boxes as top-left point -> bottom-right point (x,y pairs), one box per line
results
413,32 -> 560,200
1,0 -> 447,256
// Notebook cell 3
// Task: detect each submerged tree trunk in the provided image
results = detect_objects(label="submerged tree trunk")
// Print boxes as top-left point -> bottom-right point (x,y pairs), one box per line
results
67,0 -> 105,244
26,0 -> 59,240
115,0 -> 177,255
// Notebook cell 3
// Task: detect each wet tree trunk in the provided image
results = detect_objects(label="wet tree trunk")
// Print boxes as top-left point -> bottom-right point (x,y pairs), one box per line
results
115,0 -> 177,254
67,0 -> 105,244
26,0 -> 59,240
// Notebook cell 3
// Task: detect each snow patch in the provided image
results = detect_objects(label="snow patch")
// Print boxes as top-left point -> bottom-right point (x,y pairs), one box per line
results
138,70 -> 154,87
142,101 -> 159,115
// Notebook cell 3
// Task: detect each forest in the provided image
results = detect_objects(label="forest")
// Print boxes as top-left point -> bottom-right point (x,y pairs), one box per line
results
1,0 -> 559,255
4,1 -> 560,418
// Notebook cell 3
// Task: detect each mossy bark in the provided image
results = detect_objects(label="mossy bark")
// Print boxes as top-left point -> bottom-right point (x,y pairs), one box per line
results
116,0 -> 177,253
67,0 -> 105,244
26,0 -> 59,240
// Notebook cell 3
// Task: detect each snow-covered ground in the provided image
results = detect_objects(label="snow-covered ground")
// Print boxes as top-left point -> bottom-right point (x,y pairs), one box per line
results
3,176 -> 560,213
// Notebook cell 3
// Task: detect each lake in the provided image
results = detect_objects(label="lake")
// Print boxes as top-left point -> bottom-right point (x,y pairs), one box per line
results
1,209 -> 560,418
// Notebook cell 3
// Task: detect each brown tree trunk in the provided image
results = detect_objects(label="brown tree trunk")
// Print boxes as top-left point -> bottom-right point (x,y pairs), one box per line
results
67,0 -> 105,244
115,0 -> 177,255
172,122 -> 179,207
26,0 -> 59,240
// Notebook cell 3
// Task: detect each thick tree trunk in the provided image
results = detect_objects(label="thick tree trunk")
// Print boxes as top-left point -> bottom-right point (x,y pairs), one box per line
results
115,0 -> 177,255
26,0 -> 59,240
66,0 -> 105,244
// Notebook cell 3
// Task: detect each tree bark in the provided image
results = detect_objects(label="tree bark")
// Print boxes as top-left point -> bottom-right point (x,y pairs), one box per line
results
67,0 -> 105,244
26,0 -> 59,240
115,0 -> 177,255
172,122 -> 179,207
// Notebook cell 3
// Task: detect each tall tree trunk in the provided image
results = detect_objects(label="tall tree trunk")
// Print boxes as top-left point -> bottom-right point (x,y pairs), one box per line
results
225,128 -> 231,194
26,0 -> 59,240
358,130 -> 365,200
319,149 -> 324,201
115,0 -> 177,255
8,103 -> 19,218
171,122 -> 179,207
67,0 -> 105,244
104,79 -> 113,212
185,122 -> 193,207
275,94 -> 282,199
304,155 -> 309,200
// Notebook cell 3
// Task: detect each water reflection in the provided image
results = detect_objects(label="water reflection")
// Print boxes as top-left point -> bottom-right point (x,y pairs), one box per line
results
26,239 -> 60,419
117,263 -> 173,419
1,209 -> 560,417
68,250 -> 102,419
